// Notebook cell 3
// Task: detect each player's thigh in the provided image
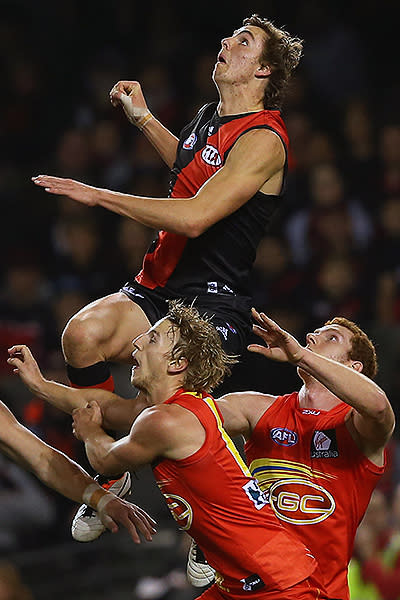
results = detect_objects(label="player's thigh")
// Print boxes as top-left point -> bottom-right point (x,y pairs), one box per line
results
62,292 -> 151,365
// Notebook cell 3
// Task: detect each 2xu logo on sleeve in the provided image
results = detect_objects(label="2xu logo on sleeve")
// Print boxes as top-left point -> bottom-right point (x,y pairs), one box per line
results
268,428 -> 337,525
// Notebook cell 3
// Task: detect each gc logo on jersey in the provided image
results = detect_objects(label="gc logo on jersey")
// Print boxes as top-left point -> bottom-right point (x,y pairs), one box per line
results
270,427 -> 298,447
201,144 -> 222,166
269,478 -> 336,525
183,132 -> 197,149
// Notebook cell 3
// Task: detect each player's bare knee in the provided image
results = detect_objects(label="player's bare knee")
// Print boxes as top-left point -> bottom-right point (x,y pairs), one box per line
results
62,311 -> 105,365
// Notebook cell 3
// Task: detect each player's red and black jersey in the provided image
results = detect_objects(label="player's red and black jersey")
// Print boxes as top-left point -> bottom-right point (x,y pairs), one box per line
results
135,102 -> 289,300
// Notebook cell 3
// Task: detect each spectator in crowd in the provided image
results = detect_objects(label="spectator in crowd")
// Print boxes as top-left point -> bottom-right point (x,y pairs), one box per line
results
285,161 -> 374,267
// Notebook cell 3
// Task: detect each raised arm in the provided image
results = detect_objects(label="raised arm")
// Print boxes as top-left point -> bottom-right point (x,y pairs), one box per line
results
249,310 -> 395,458
0,400 -> 156,542
7,345 -> 148,432
32,128 -> 284,238
109,80 -> 179,169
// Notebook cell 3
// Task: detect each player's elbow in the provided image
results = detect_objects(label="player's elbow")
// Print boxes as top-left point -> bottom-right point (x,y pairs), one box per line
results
373,391 -> 395,430
185,217 -> 210,238
90,453 -> 125,478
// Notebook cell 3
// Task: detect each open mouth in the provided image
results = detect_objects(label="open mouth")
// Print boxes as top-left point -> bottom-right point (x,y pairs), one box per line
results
217,53 -> 226,63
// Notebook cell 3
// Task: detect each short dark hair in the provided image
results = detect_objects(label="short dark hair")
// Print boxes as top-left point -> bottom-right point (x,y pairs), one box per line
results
324,317 -> 378,379
243,14 -> 303,109
166,300 -> 238,392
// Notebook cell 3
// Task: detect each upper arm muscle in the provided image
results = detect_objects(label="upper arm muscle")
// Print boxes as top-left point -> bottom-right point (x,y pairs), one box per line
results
193,129 -> 285,233
217,391 -> 276,439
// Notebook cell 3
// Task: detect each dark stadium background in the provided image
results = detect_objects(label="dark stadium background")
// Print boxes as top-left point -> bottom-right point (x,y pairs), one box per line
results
0,1 -> 398,598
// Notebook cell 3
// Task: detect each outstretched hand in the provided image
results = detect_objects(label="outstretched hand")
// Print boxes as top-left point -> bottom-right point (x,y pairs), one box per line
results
32,175 -> 98,206
99,495 -> 157,543
248,308 -> 306,364
7,345 -> 45,394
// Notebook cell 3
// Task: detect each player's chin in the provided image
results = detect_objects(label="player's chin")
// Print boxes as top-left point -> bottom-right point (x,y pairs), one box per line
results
130,369 -> 144,390
130,367 -> 137,385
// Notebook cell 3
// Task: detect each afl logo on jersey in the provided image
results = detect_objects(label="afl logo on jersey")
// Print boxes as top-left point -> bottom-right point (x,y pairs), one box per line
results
201,144 -> 222,166
183,132 -> 197,149
270,427 -> 298,447
269,478 -> 336,525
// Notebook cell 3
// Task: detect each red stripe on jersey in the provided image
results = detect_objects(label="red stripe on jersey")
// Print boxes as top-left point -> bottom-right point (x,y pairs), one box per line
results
136,231 -> 188,289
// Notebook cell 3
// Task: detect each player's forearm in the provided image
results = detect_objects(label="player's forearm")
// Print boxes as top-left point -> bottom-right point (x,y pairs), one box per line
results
28,378 -> 86,414
101,391 -> 150,433
31,377 -> 146,431
140,116 -> 179,169
0,412 -> 105,507
95,188 -> 198,236
297,349 -> 390,419
83,428 -> 125,476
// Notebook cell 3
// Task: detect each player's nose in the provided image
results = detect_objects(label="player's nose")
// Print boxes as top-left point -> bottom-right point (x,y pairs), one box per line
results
221,37 -> 230,50
306,333 -> 316,346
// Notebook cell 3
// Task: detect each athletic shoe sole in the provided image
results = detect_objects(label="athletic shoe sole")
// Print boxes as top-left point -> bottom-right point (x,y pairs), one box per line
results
187,538 -> 215,587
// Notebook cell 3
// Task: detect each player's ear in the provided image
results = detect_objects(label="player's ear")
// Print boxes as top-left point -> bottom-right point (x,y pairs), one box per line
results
255,64 -> 271,78
168,356 -> 188,374
350,360 -> 363,373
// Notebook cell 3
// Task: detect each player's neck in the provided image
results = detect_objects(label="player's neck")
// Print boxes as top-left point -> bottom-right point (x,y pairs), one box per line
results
146,380 -> 185,406
217,86 -> 264,116
298,380 -> 341,411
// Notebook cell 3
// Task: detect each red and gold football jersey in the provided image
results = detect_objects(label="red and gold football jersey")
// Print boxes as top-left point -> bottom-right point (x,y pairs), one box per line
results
153,389 -> 318,596
244,392 -> 385,600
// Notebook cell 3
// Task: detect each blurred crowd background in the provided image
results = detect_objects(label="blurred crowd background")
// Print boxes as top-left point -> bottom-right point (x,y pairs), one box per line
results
1,0 -> 399,598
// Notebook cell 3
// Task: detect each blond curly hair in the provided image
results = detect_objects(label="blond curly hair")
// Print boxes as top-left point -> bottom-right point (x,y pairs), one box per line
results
166,300 -> 238,392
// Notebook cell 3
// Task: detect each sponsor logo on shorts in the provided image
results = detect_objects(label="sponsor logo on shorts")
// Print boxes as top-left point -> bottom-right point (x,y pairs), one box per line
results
270,427 -> 298,447
241,574 -> 265,592
201,144 -> 222,166
183,132 -> 197,149
226,322 -> 237,334
269,478 -> 336,525
311,429 -> 339,459
123,285 -> 144,297
222,284 -> 233,294
216,326 -> 228,341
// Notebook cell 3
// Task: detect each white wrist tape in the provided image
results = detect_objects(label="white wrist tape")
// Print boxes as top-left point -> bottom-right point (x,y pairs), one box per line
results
96,493 -> 114,514
82,483 -> 100,506
82,483 -> 115,513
